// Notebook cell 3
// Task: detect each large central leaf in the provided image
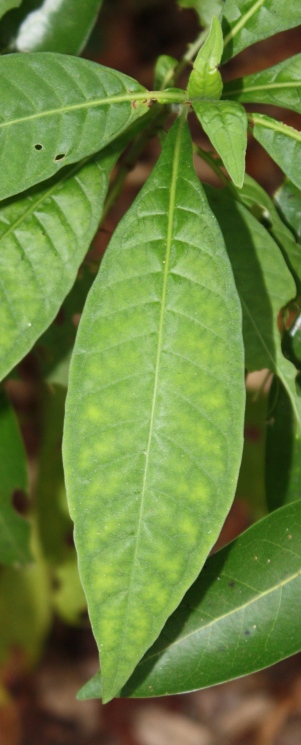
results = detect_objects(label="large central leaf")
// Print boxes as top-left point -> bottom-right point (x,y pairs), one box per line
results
63,117 -> 245,702
0,53 -> 149,200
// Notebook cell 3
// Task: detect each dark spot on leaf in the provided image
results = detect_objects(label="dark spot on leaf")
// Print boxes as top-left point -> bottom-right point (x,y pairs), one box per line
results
12,489 -> 28,516
54,153 -> 66,161
34,143 -> 43,150
244,629 -> 251,636
228,581 -> 235,588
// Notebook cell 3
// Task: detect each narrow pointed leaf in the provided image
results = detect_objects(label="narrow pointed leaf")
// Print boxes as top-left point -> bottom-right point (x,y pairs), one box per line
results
223,55 -> 301,115
230,174 -> 301,292
250,114 -> 301,190
206,187 -> 301,434
63,118 -> 245,703
266,377 -> 301,512
0,389 -> 31,566
0,148 -> 117,382
188,17 -> 223,100
177,0 -> 223,26
11,0 -> 104,54
193,100 -> 247,187
274,179 -> 301,242
79,500 -> 301,699
0,53 -> 149,200
0,0 -> 21,21
222,0 -> 301,63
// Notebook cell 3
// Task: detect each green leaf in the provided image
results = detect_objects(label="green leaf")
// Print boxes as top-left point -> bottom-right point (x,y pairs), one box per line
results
0,0 -> 21,22
223,55 -> 301,115
63,117 -> 245,703
250,114 -> 301,190
178,0 -> 223,27
192,100 -> 247,187
154,55 -> 178,90
0,389 -> 31,566
265,377 -> 301,512
6,0 -> 104,54
188,17 -> 223,100
206,187 -> 301,434
0,53 -> 149,200
229,174 -> 301,293
222,0 -> 301,63
274,179 -> 301,242
79,500 -> 301,699
0,147 -> 117,383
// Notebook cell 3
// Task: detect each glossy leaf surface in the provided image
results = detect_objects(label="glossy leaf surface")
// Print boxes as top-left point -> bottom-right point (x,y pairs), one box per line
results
0,0 -> 21,21
79,500 -> 301,699
266,377 -> 301,511
206,187 -> 301,433
250,114 -> 301,190
188,17 -> 223,100
63,118 -> 245,703
274,180 -> 301,242
222,0 -> 301,63
177,0 -> 223,26
10,0 -> 104,54
193,100 -> 247,187
223,55 -> 301,115
0,148 -> 116,382
0,53 -> 148,200
0,389 -> 31,566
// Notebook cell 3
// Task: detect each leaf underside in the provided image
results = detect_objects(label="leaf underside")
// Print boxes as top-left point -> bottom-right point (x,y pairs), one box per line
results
251,115 -> 301,191
63,117 -> 245,703
223,54 -> 301,115
222,0 -> 301,63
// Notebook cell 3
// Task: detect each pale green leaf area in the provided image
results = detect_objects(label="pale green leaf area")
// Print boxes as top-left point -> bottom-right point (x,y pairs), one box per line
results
193,100 -> 247,186
206,187 -> 301,434
0,0 -> 21,22
223,54 -> 301,115
0,53 -> 149,201
10,0 -> 104,55
79,500 -> 301,699
63,117 -> 245,703
251,114 -> 301,190
230,174 -> 301,293
266,377 -> 301,512
0,389 -> 31,567
0,148 -> 117,383
178,0 -> 223,27
274,179 -> 301,243
154,55 -> 178,90
188,16 -> 223,100
222,0 -> 301,63
0,524 -> 51,667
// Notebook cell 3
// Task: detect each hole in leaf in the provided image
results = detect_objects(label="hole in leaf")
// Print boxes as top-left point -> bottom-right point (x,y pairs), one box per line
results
34,143 -> 43,150
54,153 -> 66,161
12,489 -> 28,516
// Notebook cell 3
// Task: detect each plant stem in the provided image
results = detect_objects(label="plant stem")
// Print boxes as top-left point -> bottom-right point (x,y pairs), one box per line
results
174,28 -> 209,80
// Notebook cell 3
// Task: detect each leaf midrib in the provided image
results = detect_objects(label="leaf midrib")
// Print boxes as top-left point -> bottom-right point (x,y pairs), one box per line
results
140,563 -> 301,665
224,81 -> 301,97
106,115 -> 185,695
223,0 -> 266,48
250,114 -> 301,142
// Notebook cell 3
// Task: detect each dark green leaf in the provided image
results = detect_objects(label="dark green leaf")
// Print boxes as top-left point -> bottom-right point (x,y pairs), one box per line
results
79,500 -> 301,699
193,100 -> 247,186
0,53 -> 149,200
223,54 -> 301,115
0,0 -> 21,22
274,179 -> 301,242
0,148 -> 117,382
206,187 -> 301,433
177,0 -> 223,26
0,389 -> 31,566
222,0 -> 301,63
250,114 -> 301,190
63,117 -> 245,703
3,0 -> 104,55
266,377 -> 301,511
188,16 -> 223,100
